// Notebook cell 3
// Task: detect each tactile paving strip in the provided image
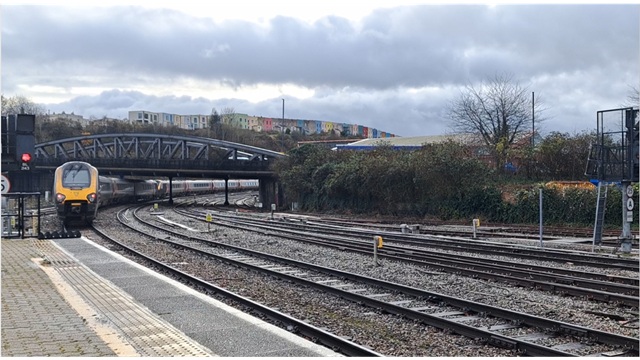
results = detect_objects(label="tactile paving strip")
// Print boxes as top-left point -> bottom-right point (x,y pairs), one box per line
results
31,240 -> 214,357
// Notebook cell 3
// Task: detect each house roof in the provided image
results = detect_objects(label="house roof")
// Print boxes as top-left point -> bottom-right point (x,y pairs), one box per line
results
340,131 -> 539,149
342,133 -> 484,148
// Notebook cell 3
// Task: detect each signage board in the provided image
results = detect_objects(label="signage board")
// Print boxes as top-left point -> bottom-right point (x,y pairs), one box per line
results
1,174 -> 10,194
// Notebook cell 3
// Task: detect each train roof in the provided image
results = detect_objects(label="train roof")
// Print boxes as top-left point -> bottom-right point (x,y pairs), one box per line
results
57,161 -> 98,170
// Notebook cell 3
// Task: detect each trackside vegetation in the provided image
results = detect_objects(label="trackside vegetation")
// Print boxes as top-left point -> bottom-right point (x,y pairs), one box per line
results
272,141 -> 638,228
5,93 -> 634,227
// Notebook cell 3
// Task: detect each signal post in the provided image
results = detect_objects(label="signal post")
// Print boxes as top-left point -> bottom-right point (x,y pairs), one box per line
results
1,114 -> 37,192
585,107 -> 638,252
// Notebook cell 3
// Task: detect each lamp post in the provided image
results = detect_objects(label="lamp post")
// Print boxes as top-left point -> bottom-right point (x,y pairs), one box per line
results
281,99 -> 285,152
528,91 -> 535,180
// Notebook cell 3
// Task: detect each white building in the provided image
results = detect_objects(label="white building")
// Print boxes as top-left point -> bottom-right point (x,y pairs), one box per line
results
46,112 -> 90,126
128,110 -> 161,125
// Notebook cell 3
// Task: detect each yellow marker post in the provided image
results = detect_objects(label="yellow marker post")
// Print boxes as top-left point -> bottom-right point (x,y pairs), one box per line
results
154,203 -> 158,210
373,236 -> 383,265
473,219 -> 480,239
206,213 -> 212,232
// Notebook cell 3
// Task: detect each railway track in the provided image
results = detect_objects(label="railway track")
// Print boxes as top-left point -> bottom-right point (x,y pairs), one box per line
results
317,217 -> 639,238
32,195 -> 639,356
313,217 -> 640,248
88,207 -> 381,357
176,207 -> 639,298
95,204 -> 639,357
231,210 -> 636,269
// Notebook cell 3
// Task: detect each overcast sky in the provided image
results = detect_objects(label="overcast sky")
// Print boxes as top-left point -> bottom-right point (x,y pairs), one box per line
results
1,2 -> 638,137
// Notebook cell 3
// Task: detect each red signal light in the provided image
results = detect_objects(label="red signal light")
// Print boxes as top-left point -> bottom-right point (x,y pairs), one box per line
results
21,153 -> 32,162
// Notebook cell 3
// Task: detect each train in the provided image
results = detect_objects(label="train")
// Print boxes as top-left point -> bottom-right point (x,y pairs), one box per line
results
54,161 -> 259,224
53,161 -> 101,224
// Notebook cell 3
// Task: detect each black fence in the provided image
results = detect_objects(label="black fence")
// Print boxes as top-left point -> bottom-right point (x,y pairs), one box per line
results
1,192 -> 42,239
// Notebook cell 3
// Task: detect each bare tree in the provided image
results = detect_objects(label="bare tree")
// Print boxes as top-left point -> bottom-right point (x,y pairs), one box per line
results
221,107 -> 237,126
219,107 -> 238,140
623,85 -> 639,108
446,73 -> 546,171
1,94 -> 46,116
2,94 -> 48,135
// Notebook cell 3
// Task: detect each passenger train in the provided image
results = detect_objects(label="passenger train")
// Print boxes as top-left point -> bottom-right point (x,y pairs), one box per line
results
53,161 -> 259,224
156,179 -> 260,198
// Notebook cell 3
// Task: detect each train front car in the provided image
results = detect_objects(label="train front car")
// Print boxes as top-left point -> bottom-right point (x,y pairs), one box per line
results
53,161 -> 100,224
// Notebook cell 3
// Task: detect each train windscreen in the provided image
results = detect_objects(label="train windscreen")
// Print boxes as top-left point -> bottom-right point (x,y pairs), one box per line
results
62,164 -> 92,189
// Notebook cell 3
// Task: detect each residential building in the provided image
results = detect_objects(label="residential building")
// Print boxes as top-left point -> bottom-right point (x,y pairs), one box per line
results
47,112 -> 89,126
127,109 -> 397,137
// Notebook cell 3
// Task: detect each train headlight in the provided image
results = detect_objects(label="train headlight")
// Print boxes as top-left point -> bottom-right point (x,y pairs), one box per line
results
87,193 -> 97,203
55,193 -> 66,203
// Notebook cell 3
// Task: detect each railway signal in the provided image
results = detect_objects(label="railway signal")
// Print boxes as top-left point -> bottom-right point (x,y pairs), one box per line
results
625,108 -> 638,182
15,115 -> 35,171
21,153 -> 32,171
632,125 -> 639,182
2,114 -> 35,172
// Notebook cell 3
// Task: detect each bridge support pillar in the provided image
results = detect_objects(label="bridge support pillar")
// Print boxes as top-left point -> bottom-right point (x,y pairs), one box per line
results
259,178 -> 279,210
168,177 -> 173,205
224,178 -> 229,206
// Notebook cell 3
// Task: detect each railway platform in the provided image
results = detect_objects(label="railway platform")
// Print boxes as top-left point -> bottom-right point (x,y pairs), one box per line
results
1,238 -> 341,357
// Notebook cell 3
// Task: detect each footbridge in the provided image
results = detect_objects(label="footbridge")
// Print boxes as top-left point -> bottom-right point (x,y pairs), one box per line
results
31,133 -> 286,206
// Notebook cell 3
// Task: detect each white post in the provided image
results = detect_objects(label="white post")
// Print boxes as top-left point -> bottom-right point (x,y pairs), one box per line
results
472,219 -> 478,239
539,187 -> 543,249
592,183 -> 602,253
373,236 -> 378,266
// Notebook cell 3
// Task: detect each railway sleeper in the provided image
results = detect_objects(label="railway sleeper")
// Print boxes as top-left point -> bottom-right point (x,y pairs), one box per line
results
512,332 -> 554,342
550,342 -> 592,352
557,324 -> 588,337
487,335 -> 518,350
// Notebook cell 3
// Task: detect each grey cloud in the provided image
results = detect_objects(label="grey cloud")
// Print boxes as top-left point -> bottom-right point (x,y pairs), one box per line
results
2,4 -> 638,138
3,5 -> 637,90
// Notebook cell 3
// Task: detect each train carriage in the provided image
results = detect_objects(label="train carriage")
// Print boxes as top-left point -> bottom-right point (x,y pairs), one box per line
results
110,178 -> 135,203
98,177 -> 117,206
135,180 -> 158,201
186,180 -> 213,195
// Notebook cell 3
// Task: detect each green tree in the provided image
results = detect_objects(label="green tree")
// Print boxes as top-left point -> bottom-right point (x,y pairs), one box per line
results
208,108 -> 222,139
37,119 -> 84,143
534,131 -> 595,180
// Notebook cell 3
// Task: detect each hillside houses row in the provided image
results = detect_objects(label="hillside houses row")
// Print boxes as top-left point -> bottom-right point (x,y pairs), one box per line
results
126,110 -> 397,138
45,110 -> 397,138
